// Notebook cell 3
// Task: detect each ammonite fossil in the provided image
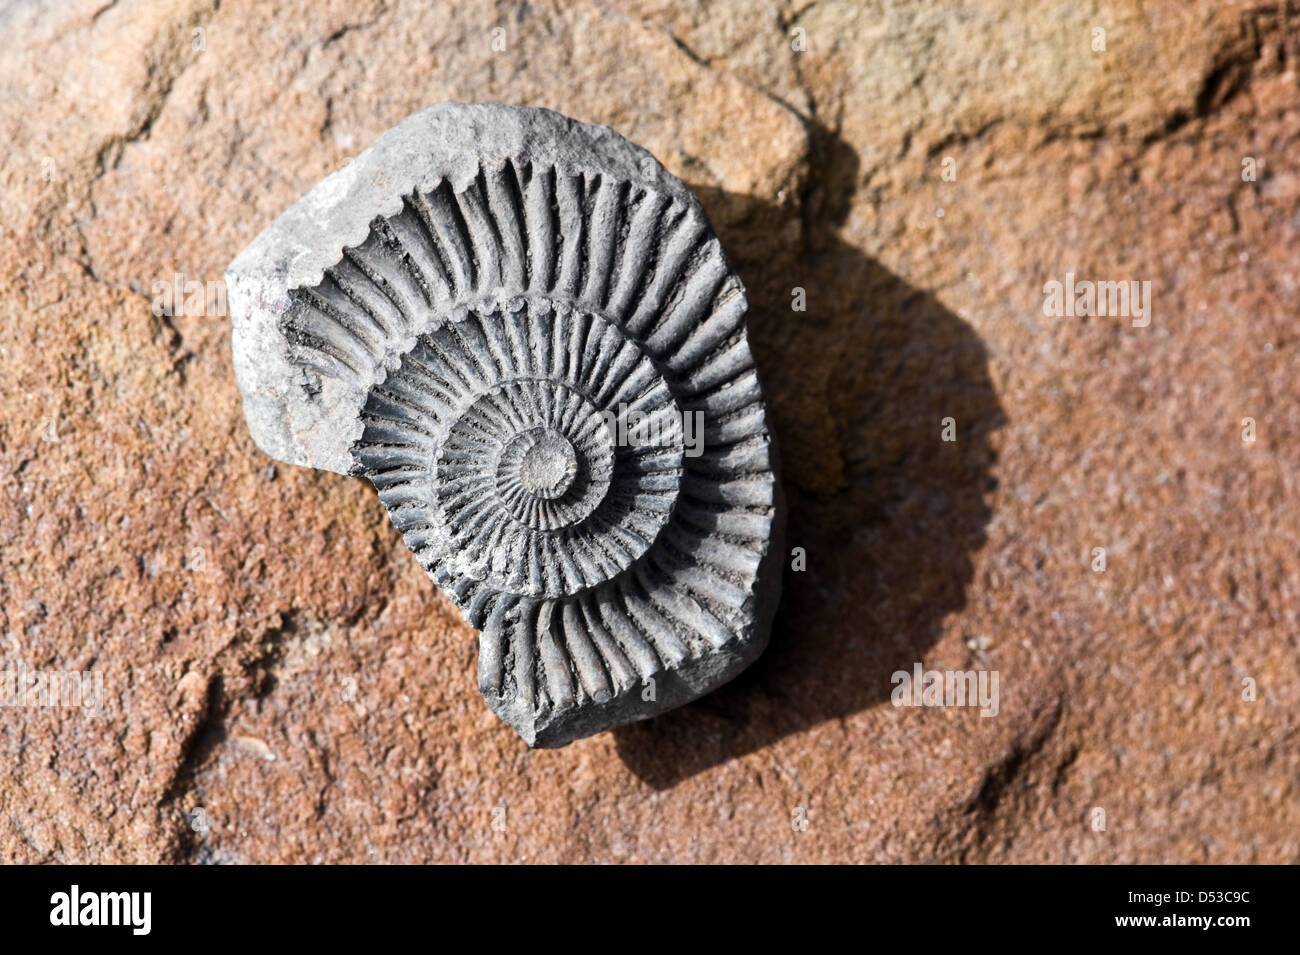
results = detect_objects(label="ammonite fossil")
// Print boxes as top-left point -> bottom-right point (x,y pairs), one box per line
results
227,103 -> 783,746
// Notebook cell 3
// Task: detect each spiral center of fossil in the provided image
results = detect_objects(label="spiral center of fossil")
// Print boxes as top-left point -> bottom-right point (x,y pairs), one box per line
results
517,429 -> 578,499
427,315 -> 680,595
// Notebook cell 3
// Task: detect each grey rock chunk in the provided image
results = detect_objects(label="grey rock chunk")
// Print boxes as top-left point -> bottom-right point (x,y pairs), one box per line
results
227,102 -> 783,747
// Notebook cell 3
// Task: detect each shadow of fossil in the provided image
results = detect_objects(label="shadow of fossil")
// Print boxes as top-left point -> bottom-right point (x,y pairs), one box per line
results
613,126 -> 1006,788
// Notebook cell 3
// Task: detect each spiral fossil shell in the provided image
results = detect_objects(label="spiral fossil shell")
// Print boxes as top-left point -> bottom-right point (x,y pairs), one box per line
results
227,103 -> 783,746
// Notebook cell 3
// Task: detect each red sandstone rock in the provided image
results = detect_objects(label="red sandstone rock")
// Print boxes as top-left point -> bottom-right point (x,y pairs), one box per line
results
0,0 -> 1295,863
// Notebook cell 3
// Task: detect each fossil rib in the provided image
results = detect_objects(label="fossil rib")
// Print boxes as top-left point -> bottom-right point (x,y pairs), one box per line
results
227,103 -> 783,746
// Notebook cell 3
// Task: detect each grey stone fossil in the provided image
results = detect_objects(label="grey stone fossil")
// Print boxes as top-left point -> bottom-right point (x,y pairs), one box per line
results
226,103 -> 783,747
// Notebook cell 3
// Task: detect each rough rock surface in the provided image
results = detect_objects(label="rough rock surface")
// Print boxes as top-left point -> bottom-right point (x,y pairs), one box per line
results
1,0 -> 1297,862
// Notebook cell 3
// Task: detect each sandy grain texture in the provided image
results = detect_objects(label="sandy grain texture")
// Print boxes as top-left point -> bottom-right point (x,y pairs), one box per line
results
0,0 -> 1296,863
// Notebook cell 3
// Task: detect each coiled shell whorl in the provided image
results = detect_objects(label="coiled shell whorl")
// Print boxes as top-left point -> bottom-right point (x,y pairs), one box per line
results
227,103 -> 783,746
